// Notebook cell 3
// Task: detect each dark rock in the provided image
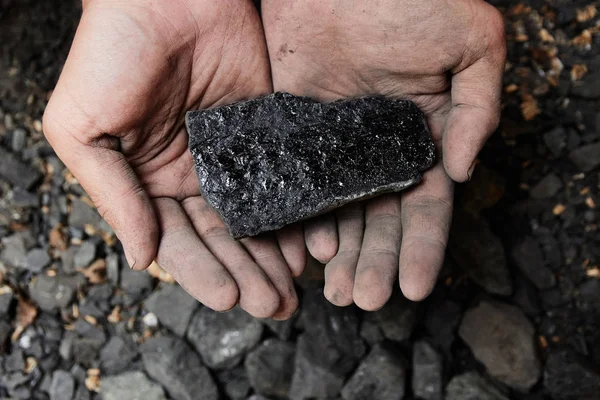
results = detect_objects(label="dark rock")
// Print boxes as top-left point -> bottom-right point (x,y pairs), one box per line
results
73,385 -> 90,400
10,187 -> 38,208
530,173 -> 563,199
59,246 -> 78,274
445,372 -> 509,400
245,338 -> 295,398
29,274 -> 76,312
72,337 -> 104,367
49,370 -> 75,400
4,348 -> 25,371
68,198 -> 101,230
100,371 -> 167,400
2,371 -> 31,392
512,277 -> 542,317
449,210 -> 512,296
217,367 -> 251,400
511,237 -> 556,289
186,92 -> 435,238
571,72 -> 600,99
359,320 -> 384,345
141,335 -> 219,400
424,297 -> 462,352
288,334 -> 346,400
120,258 -> 154,305
579,279 -> 600,305
543,126 -> 567,157
186,306 -> 263,370
0,317 -> 12,351
100,336 -> 137,373
260,314 -> 296,341
0,147 -> 41,189
24,248 -> 51,273
459,300 -> 540,391
544,349 -> 600,400
569,142 -> 600,172
74,241 -> 96,269
413,341 -> 443,400
59,330 -> 76,361
144,283 -> 198,337
372,290 -> 417,342
70,364 -> 87,384
0,290 -> 14,316
340,344 -> 406,400
1,232 -> 34,269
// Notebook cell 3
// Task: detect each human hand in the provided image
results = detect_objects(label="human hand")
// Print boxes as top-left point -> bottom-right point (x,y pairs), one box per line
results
43,0 -> 304,319
262,0 -> 506,309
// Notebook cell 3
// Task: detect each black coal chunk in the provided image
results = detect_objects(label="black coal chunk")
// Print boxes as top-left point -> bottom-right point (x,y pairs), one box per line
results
186,92 -> 435,238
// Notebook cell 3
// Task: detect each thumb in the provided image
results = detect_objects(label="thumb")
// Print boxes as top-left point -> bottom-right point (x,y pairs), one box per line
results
43,106 -> 159,271
442,9 -> 506,182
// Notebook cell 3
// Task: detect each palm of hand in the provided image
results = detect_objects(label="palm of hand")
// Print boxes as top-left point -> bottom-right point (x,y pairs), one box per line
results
262,0 -> 505,308
44,0 -> 303,319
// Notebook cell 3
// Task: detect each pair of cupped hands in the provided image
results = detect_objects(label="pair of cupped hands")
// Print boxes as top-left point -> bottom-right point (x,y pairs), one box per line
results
43,0 -> 506,320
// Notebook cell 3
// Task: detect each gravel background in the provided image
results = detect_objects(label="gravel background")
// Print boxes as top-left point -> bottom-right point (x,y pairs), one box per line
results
1,1 -> 599,399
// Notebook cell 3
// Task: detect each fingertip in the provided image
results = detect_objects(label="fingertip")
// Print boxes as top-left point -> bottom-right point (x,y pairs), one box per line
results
304,215 -> 339,264
399,277 -> 435,302
353,269 -> 394,311
208,281 -> 240,312
240,282 -> 280,319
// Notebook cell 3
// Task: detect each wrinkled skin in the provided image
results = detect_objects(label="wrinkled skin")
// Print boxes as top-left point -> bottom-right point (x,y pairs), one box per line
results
262,0 -> 506,309
43,0 -> 305,319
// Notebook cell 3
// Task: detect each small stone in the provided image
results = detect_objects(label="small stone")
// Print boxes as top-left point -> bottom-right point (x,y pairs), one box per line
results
512,277 -> 542,317
530,173 -> 563,199
68,198 -> 101,230
0,320 -> 11,352
73,384 -> 91,400
288,334 -> 346,400
49,370 -> 75,400
120,257 -> 154,305
4,348 -> 26,371
59,330 -> 77,361
105,253 -> 120,286
10,128 -> 27,152
100,336 -> 138,373
186,92 -> 435,238
60,246 -> 78,274
544,349 -> 600,400
359,320 -> 384,346
74,241 -> 96,269
459,300 -> 541,391
100,371 -> 167,400
511,237 -> 556,289
570,71 -> 600,99
0,290 -> 14,316
340,344 -> 406,400
543,126 -> 567,157
245,338 -> 295,398
141,335 -> 219,400
186,306 -> 263,370
569,142 -> 600,172
449,210 -> 512,296
424,296 -> 463,353
10,187 -> 38,208
1,232 -> 33,269
260,314 -> 296,341
446,372 -> 509,400
413,341 -> 443,400
2,371 -> 31,392
24,248 -> 51,273
0,147 -> 42,189
144,283 -> 198,336
29,274 -> 76,312
372,290 -> 417,342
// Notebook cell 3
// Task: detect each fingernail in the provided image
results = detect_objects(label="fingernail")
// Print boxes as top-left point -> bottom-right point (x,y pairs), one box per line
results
467,160 -> 477,181
124,248 -> 137,270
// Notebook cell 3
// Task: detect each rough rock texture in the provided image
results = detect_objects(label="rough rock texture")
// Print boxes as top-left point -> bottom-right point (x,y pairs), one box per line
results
144,283 -> 198,337
245,338 -> 295,398
412,340 -> 443,400
141,335 -> 219,400
186,306 -> 263,370
340,344 -> 406,400
510,237 -> 556,289
100,371 -> 167,400
459,300 -> 541,391
445,372 -> 509,400
186,92 -> 435,237
544,349 -> 600,400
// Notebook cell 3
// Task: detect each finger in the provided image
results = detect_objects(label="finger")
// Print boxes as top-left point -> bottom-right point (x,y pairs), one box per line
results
323,203 -> 364,307
182,197 -> 280,318
276,223 -> 307,277
304,214 -> 339,263
42,112 -> 158,270
443,8 -> 506,182
153,197 -> 238,311
240,235 -> 299,320
353,195 -> 402,311
399,162 -> 454,301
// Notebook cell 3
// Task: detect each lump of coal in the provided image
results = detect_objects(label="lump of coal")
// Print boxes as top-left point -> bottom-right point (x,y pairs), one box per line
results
186,92 -> 435,238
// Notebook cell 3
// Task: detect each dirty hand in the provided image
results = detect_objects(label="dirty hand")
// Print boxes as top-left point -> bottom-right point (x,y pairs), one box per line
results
43,0 -> 304,319
262,0 -> 506,309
